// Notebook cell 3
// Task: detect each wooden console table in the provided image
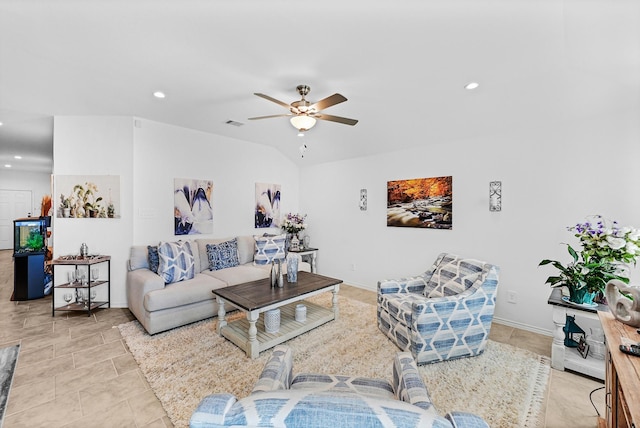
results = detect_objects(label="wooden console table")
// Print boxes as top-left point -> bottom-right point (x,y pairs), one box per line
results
598,311 -> 640,428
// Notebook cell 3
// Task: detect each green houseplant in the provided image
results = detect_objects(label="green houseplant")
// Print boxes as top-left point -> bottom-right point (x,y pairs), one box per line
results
540,215 -> 640,305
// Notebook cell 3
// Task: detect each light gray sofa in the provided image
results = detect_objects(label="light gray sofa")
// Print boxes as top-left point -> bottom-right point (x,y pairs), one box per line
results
126,235 -> 310,334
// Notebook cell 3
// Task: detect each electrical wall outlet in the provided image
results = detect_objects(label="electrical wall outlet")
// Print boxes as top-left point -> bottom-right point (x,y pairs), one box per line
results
351,263 -> 356,271
507,290 -> 517,304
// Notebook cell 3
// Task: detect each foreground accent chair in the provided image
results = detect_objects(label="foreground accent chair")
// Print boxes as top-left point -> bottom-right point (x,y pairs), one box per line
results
190,345 -> 489,428
378,253 -> 500,365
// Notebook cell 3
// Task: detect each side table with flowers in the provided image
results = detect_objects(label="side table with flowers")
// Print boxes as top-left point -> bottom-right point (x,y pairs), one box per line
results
540,215 -> 640,305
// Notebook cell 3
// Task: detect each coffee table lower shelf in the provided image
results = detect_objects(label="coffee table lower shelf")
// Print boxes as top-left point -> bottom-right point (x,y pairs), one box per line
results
220,300 -> 334,358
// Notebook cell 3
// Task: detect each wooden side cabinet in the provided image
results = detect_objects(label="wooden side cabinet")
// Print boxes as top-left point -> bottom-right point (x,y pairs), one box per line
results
598,311 -> 640,428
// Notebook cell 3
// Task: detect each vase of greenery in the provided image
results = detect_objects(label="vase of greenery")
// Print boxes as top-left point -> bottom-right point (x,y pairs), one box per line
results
540,215 -> 640,304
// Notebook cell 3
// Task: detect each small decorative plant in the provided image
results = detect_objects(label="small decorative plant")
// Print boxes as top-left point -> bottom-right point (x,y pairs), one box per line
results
539,215 -> 640,304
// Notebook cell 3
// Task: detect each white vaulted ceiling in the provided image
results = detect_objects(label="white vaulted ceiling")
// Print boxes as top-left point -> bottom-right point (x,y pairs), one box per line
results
0,0 -> 638,171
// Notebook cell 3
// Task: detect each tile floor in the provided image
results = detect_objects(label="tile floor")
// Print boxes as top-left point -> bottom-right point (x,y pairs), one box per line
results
0,249 -> 605,427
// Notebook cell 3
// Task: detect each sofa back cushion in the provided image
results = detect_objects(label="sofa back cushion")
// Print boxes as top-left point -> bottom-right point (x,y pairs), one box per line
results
425,253 -> 488,298
128,246 -> 150,271
157,240 -> 196,284
253,234 -> 286,266
224,390 -> 448,427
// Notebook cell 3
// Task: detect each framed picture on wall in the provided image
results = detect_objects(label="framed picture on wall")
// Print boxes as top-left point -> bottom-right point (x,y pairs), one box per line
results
174,178 -> 213,235
255,182 -> 281,228
55,175 -> 120,219
387,176 -> 452,229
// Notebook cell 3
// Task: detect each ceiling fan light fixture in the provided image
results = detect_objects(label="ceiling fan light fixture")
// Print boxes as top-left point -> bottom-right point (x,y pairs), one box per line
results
290,115 -> 316,132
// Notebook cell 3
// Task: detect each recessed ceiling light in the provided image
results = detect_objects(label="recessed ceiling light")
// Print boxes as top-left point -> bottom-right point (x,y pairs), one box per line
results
14,155 -> 22,159
153,91 -> 166,99
0,122 -> 3,126
4,164 -> 11,168
464,82 -> 480,90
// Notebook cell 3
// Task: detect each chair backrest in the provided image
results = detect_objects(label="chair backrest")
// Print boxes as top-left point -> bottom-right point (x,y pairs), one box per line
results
423,253 -> 490,298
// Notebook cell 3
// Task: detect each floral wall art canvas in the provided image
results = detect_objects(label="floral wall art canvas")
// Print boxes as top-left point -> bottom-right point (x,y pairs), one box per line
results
174,178 -> 213,235
55,175 -> 120,219
255,182 -> 281,228
387,176 -> 452,229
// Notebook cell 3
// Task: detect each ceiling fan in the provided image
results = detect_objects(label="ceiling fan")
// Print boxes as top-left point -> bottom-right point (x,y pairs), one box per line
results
248,84 -> 358,132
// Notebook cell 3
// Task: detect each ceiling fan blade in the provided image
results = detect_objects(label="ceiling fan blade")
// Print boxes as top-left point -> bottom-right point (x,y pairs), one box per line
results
248,114 -> 293,120
314,113 -> 358,126
309,93 -> 347,111
254,93 -> 292,110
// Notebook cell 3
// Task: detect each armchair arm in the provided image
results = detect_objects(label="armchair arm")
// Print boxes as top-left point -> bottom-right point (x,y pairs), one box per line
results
378,276 -> 428,295
251,345 -> 293,393
393,352 -> 438,416
189,393 -> 236,428
445,411 -> 490,428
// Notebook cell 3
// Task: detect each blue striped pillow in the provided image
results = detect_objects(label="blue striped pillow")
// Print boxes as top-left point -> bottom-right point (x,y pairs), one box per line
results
158,241 -> 196,284
253,234 -> 286,265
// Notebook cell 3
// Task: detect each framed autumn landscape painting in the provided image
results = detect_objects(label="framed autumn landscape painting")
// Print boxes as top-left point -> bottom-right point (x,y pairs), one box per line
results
387,176 -> 452,229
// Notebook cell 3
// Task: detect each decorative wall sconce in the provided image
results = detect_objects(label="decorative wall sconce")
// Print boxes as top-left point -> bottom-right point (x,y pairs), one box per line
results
489,181 -> 502,211
359,189 -> 367,211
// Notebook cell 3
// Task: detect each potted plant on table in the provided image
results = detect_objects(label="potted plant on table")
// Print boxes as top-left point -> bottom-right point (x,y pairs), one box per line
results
539,215 -> 640,305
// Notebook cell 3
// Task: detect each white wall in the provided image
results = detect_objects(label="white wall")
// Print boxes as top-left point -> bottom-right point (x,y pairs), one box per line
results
0,169 -> 52,215
131,119 -> 300,244
53,116 -> 300,309
52,116 -> 134,308
300,108 -> 640,334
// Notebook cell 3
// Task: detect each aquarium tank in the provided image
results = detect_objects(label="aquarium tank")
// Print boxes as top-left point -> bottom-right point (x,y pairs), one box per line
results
13,217 -> 48,254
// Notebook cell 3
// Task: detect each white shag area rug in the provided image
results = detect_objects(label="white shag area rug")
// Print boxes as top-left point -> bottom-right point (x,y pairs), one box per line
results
119,295 -> 550,428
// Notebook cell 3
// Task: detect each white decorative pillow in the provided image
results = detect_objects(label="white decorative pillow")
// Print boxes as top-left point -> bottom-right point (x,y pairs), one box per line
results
157,240 -> 196,284
253,234 -> 286,265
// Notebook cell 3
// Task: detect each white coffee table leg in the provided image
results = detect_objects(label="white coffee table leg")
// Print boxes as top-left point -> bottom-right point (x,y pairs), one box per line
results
247,310 -> 259,358
217,297 -> 227,334
332,285 -> 339,319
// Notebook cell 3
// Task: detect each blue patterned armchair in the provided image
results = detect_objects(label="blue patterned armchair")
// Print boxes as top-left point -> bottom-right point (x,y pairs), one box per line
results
378,253 -> 500,365
190,345 -> 489,428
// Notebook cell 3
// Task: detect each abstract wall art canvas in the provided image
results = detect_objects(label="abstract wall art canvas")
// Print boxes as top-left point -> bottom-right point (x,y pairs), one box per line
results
174,178 -> 213,235
55,175 -> 120,219
255,182 -> 281,228
387,176 -> 452,229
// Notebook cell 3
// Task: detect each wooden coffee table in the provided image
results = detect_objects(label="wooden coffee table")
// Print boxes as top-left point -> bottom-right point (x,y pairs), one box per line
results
213,271 -> 342,358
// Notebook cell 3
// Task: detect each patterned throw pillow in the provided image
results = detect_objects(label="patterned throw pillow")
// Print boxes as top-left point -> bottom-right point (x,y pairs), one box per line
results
206,238 -> 240,271
147,245 -> 159,273
157,241 -> 196,284
253,234 -> 286,265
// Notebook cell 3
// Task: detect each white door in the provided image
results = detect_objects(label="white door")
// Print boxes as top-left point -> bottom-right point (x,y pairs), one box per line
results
0,190 -> 33,250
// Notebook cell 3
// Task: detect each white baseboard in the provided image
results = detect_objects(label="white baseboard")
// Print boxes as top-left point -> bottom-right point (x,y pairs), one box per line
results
493,316 -> 553,337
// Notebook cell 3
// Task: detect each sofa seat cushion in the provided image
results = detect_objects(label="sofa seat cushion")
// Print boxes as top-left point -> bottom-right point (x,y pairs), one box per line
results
202,264 -> 269,286
223,390 -> 449,428
377,292 -> 428,328
144,273 -> 226,312
291,374 -> 395,400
